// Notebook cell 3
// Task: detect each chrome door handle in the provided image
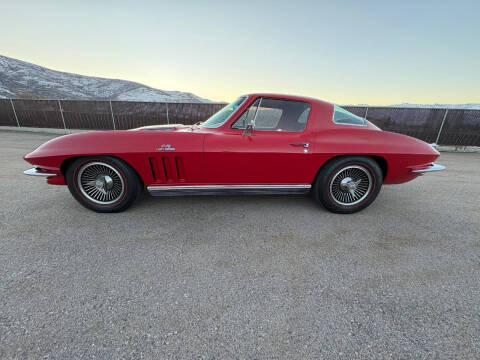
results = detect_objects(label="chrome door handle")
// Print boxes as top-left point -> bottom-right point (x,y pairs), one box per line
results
290,142 -> 309,148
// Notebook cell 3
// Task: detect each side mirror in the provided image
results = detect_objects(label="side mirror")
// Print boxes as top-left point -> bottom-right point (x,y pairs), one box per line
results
243,123 -> 254,136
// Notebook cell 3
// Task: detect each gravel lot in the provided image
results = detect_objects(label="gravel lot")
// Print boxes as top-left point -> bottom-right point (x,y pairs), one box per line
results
1,130 -> 479,359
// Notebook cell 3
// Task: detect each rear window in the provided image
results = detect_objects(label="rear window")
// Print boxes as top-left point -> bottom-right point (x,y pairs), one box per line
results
333,105 -> 366,126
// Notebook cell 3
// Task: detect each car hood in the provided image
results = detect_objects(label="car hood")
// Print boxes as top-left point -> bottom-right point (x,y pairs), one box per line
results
24,127 -> 207,166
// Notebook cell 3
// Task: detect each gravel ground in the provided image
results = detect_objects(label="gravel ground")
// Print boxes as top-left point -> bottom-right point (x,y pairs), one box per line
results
1,131 -> 479,359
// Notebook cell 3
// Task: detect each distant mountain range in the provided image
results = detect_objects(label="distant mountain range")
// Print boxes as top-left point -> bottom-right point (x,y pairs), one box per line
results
388,103 -> 480,110
1,55 -> 478,109
0,55 -> 211,103
346,103 -> 480,110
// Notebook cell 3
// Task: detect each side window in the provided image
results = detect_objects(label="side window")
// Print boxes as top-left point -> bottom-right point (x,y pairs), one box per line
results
232,98 -> 310,132
333,105 -> 366,126
297,107 -> 310,124
255,105 -> 283,129
232,99 -> 260,129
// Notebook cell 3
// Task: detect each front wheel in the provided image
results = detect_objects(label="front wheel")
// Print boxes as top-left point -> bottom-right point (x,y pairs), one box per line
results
313,156 -> 383,214
65,156 -> 142,213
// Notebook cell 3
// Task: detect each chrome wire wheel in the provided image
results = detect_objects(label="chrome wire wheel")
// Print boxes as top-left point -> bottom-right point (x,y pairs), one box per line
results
77,162 -> 125,205
329,165 -> 372,206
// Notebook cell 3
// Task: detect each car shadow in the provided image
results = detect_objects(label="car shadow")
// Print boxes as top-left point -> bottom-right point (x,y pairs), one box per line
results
135,192 -> 321,211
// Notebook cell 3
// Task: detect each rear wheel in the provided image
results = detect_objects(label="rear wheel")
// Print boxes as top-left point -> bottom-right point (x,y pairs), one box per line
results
314,156 -> 383,214
65,156 -> 142,213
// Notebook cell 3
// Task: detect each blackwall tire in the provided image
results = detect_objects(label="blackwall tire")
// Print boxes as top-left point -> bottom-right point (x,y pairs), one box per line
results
65,156 -> 142,213
314,156 -> 383,214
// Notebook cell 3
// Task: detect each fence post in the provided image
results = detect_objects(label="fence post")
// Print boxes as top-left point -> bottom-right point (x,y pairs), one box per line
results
166,102 -> 170,124
435,109 -> 448,145
109,100 -> 116,130
364,106 -> 369,120
10,99 -> 20,127
58,100 -> 67,133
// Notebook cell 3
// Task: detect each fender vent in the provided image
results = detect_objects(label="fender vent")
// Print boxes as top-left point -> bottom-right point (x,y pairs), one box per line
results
148,157 -> 158,181
175,157 -> 185,180
149,156 -> 185,183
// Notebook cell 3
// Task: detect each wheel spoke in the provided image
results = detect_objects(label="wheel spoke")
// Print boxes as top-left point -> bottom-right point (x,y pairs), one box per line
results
329,165 -> 373,206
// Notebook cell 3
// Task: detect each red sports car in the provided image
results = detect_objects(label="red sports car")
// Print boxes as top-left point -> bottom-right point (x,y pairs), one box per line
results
23,93 -> 444,214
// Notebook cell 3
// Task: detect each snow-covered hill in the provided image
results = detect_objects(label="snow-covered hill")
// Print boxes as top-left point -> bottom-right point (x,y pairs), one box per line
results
0,55 -> 211,103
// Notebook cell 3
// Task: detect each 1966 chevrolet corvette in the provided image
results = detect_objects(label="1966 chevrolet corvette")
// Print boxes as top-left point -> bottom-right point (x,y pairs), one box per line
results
23,93 -> 444,214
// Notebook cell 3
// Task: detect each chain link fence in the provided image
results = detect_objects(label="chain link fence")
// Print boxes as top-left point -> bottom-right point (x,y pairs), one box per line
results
0,99 -> 478,146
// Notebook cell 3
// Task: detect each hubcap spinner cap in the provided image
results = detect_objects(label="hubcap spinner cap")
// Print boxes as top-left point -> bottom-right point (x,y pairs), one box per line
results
95,175 -> 113,191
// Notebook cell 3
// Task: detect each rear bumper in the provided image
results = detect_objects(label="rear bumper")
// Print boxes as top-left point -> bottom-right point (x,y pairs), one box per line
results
411,163 -> 445,173
24,167 -> 57,177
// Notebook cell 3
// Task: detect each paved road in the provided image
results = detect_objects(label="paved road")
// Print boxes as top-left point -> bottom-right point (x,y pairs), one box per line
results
1,130 -> 479,359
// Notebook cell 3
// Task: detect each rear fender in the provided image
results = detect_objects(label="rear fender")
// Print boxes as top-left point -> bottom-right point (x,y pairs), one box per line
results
310,129 -> 440,184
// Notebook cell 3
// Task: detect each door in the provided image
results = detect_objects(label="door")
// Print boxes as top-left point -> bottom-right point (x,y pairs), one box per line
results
204,97 -> 313,184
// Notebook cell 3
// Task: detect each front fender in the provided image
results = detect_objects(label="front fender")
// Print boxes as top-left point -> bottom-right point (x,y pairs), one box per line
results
24,130 -> 205,186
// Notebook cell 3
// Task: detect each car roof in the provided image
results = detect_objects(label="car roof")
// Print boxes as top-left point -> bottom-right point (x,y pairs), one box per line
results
242,93 -> 333,107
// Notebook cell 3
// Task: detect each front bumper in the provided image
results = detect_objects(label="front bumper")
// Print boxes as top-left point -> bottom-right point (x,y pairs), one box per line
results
24,167 -> 57,177
411,163 -> 445,173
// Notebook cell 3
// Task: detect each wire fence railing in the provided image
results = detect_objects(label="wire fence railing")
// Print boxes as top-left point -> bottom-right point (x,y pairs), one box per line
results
0,99 -> 478,146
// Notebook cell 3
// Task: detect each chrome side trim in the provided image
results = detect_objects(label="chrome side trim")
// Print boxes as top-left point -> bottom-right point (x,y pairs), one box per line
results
23,167 -> 57,177
411,163 -> 446,173
147,184 -> 311,196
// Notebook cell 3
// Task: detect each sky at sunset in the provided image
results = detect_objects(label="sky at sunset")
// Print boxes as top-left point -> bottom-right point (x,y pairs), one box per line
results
1,0 -> 478,104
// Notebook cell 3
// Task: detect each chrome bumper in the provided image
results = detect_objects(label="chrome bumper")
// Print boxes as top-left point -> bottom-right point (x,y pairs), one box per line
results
411,163 -> 445,173
24,167 -> 57,177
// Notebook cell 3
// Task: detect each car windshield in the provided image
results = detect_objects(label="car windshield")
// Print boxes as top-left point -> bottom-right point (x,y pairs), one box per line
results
201,97 -> 247,128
